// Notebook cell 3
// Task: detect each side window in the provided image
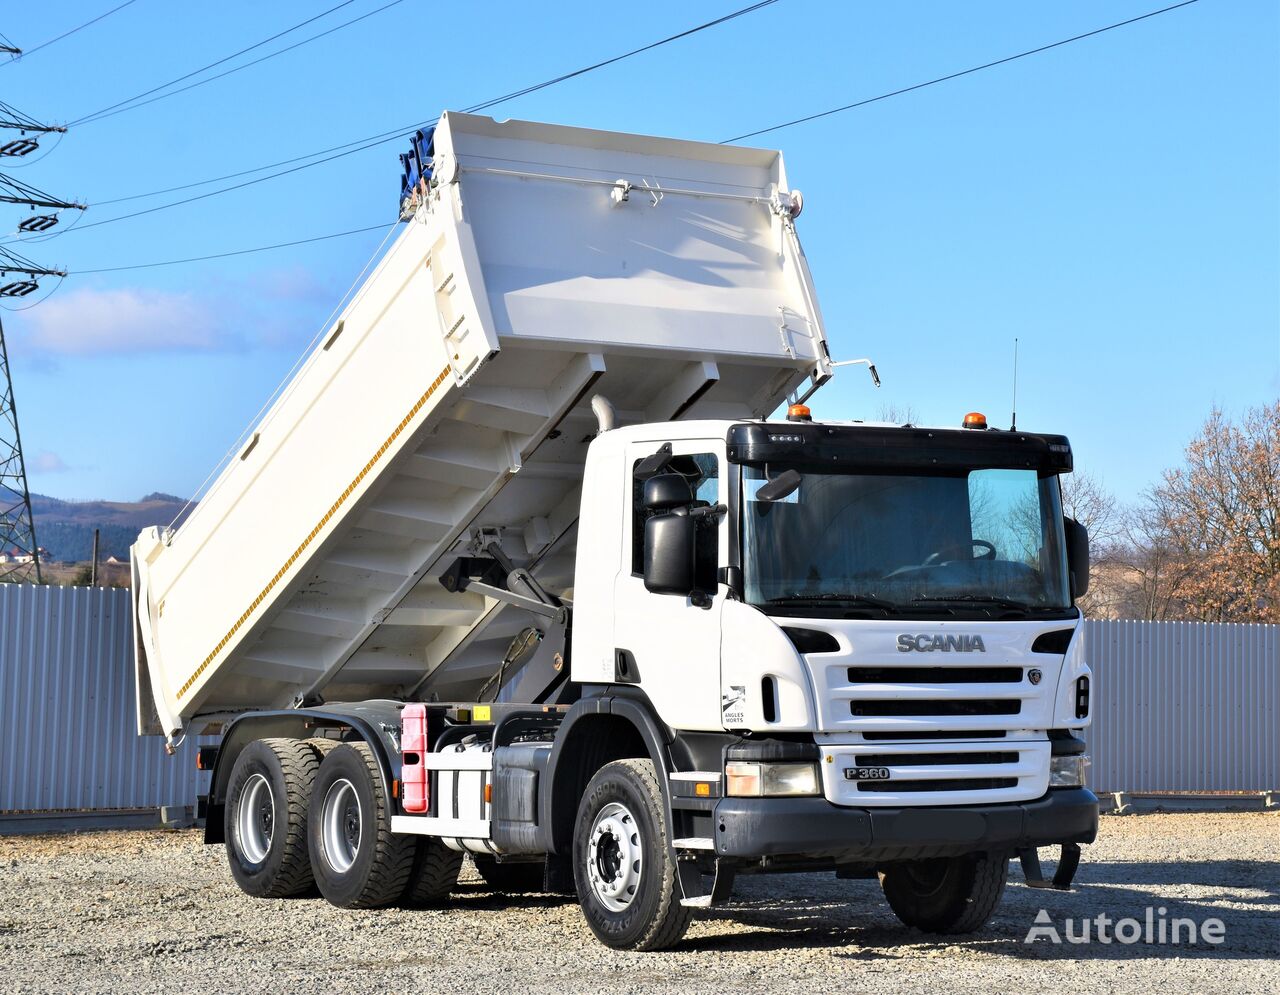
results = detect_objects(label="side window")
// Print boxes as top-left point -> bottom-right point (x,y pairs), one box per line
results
631,452 -> 720,586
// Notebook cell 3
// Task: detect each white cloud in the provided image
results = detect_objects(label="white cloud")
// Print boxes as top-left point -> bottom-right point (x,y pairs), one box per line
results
16,286 -> 234,355
11,269 -> 347,358
29,451 -> 69,473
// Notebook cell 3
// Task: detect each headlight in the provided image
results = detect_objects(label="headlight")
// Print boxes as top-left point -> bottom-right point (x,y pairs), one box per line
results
1049,753 -> 1090,787
725,761 -> 820,797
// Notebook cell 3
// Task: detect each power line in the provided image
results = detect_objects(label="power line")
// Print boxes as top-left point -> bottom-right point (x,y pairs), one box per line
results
88,0 -> 779,206
68,0 -> 360,126
0,173 -> 85,210
74,222 -> 390,273
94,125 -> 413,206
0,99 -> 65,134
43,0 -> 781,237
72,0 -> 406,128
465,0 -> 778,113
2,0 -> 140,66
49,133 -> 394,238
722,0 -> 1202,142
58,0 -> 1200,274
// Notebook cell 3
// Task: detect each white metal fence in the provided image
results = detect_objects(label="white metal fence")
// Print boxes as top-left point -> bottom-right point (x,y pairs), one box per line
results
0,584 -> 210,817
0,585 -> 1276,819
1087,619 -> 1279,792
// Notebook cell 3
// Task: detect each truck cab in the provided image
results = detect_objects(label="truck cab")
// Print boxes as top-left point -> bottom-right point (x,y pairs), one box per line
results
531,413 -> 1096,940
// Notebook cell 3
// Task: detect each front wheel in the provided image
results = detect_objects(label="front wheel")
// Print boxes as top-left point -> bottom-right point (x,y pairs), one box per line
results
572,759 -> 691,951
879,852 -> 1009,933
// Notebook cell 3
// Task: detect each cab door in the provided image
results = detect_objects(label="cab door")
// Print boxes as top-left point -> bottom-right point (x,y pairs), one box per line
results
612,438 -> 728,731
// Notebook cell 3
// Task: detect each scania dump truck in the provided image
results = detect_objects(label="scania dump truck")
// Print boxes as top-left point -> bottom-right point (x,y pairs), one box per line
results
132,112 -> 1097,951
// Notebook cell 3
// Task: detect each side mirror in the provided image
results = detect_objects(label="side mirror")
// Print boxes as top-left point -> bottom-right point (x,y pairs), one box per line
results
1064,517 -> 1090,598
644,512 -> 696,595
643,472 -> 693,512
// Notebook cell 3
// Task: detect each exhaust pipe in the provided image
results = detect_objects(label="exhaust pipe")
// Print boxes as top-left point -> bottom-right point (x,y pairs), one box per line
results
591,394 -> 616,433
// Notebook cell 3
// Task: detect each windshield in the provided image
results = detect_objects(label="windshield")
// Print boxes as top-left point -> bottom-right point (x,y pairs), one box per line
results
742,465 -> 1072,617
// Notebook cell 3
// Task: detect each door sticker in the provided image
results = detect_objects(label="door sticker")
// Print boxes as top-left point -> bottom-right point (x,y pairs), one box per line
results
722,685 -> 746,725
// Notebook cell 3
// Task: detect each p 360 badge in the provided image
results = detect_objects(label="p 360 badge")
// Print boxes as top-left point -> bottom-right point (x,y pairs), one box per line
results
845,766 -> 892,781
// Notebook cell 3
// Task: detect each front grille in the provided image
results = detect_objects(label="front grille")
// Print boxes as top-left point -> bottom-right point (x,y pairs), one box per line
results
859,751 -> 1018,767
851,699 -> 1021,718
848,666 -> 1022,684
863,729 -> 1007,741
857,776 -> 1019,793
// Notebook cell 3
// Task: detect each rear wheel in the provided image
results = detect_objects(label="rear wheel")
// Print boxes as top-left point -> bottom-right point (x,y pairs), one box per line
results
879,852 -> 1009,933
401,839 -> 463,906
572,759 -> 691,951
308,742 -> 415,908
304,736 -> 340,760
473,855 -> 545,893
224,738 -> 319,898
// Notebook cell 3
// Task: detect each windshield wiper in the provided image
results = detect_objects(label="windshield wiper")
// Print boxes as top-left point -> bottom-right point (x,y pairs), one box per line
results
766,592 -> 899,612
911,595 -> 1040,612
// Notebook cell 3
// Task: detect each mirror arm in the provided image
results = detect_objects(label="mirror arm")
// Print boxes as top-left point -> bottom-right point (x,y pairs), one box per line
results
718,565 -> 744,600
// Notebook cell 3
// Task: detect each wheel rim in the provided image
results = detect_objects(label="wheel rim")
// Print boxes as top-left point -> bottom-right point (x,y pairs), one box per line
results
587,801 -> 642,912
905,858 -> 950,896
321,778 -> 362,874
236,773 -> 274,864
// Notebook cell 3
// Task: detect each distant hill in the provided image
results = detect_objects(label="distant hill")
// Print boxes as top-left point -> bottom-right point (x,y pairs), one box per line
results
30,493 -> 195,563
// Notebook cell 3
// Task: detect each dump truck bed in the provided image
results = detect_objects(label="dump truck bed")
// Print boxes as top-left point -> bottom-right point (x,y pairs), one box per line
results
133,111 -> 832,739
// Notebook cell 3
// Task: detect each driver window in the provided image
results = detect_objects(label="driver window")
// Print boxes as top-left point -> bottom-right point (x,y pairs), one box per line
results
630,452 -> 719,582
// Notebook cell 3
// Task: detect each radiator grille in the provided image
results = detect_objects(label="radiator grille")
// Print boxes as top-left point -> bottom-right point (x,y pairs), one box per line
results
848,666 -> 1022,684
862,730 -> 1007,741
859,751 -> 1018,767
857,776 -> 1019,793
851,699 -> 1021,718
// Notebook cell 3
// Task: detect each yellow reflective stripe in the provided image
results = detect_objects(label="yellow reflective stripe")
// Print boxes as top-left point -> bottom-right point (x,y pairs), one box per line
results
176,365 -> 454,700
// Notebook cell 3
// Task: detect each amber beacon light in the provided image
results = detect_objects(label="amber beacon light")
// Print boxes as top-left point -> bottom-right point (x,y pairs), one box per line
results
962,411 -> 988,430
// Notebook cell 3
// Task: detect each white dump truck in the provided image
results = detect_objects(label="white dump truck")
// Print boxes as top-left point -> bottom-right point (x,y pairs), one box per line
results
132,112 -> 1097,951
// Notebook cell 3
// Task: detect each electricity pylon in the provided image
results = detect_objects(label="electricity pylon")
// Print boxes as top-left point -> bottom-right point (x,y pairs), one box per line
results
0,314 -> 40,582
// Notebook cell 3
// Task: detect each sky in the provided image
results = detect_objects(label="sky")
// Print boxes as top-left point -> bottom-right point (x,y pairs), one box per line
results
0,0 -> 1276,508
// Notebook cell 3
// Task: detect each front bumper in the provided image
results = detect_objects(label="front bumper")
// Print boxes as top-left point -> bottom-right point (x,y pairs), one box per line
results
712,787 -> 1098,863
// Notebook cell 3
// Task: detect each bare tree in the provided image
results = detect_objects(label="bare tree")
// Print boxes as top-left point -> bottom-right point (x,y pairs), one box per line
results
876,403 -> 919,425
1060,471 -> 1121,553
1114,402 -> 1279,622
1148,402 -> 1280,621
1111,498 -> 1195,620
1058,472 -> 1127,617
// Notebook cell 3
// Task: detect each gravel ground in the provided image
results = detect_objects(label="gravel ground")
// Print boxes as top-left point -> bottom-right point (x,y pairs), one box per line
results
0,811 -> 1276,994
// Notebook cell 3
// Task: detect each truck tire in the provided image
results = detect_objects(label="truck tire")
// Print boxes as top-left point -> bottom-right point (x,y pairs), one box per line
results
400,839 -> 463,906
572,759 -> 691,951
879,852 -> 1009,934
224,737 -> 320,898
308,742 -> 415,909
473,855 -> 545,893
305,737 -> 340,759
